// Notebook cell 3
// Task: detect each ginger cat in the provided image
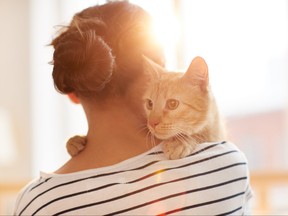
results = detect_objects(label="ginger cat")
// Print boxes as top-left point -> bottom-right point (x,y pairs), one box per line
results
66,56 -> 226,159
142,56 -> 226,159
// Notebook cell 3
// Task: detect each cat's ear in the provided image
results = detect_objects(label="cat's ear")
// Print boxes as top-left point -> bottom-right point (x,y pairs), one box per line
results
182,56 -> 209,92
142,55 -> 164,80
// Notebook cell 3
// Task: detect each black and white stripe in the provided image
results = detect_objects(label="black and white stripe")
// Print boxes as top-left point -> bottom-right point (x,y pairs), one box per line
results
14,141 -> 252,216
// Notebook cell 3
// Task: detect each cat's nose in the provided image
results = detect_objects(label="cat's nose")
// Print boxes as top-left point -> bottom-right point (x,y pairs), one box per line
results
149,120 -> 160,128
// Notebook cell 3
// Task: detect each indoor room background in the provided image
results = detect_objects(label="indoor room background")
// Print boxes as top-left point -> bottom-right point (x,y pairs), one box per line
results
0,0 -> 287,215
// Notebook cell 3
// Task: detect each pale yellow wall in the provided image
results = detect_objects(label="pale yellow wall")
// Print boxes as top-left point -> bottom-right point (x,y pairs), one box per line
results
0,0 -> 32,182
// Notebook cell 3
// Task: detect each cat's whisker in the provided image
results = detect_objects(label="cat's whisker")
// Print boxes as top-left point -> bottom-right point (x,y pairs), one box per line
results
151,133 -> 156,148
150,132 -> 158,149
175,134 -> 187,144
136,124 -> 148,135
173,130 -> 188,142
148,131 -> 153,148
192,133 -> 207,143
173,127 -> 202,145
136,124 -> 146,131
137,122 -> 148,129
173,126 -> 209,144
173,127 -> 189,137
145,130 -> 152,149
144,129 -> 157,150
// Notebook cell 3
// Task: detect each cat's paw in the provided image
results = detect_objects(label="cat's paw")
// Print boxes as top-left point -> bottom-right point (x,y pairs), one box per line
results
163,139 -> 196,160
66,135 -> 87,157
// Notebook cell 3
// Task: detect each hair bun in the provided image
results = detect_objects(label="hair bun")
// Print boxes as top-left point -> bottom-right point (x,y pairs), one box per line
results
52,21 -> 115,95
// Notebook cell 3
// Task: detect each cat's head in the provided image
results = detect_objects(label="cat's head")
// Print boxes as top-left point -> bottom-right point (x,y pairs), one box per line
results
143,56 -> 211,140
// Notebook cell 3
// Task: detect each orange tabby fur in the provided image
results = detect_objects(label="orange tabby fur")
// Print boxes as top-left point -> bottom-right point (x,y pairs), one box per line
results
143,56 -> 226,159
66,56 -> 226,159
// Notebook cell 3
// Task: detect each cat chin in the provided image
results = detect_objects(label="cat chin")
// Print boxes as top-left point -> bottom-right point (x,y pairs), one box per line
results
153,132 -> 174,140
152,129 -> 189,140
147,127 -> 170,139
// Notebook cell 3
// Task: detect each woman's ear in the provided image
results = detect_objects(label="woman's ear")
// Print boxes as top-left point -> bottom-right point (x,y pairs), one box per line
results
68,93 -> 80,104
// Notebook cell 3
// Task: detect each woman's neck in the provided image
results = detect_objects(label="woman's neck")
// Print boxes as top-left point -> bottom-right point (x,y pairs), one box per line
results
55,102 -> 158,174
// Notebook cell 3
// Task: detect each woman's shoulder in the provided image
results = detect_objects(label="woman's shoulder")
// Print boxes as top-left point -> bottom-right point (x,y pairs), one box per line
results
161,141 -> 251,193
13,178 -> 45,215
173,141 -> 249,167
195,140 -> 244,154
195,141 -> 248,161
14,141 -> 252,215
184,141 -> 250,177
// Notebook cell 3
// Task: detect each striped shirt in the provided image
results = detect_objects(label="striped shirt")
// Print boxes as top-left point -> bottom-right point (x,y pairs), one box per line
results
14,141 -> 252,215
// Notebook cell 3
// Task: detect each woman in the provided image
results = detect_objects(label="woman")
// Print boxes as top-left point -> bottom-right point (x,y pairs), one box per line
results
14,2 -> 252,215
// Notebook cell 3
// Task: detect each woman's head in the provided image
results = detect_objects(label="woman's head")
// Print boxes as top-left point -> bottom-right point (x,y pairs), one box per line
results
51,1 -> 164,101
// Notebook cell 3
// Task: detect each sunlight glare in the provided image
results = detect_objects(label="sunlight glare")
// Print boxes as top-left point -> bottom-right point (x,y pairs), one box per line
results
152,15 -> 180,50
130,0 -> 180,69
151,15 -> 180,69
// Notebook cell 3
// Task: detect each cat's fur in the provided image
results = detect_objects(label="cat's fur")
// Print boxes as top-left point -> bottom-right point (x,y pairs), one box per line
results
66,56 -> 226,159
142,56 -> 226,159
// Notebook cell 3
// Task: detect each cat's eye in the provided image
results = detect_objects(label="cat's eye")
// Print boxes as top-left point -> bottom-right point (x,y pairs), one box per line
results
166,99 -> 179,110
145,99 -> 153,110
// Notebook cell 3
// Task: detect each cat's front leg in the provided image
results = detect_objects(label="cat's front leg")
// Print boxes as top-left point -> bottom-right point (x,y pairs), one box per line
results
162,136 -> 197,160
66,135 -> 87,156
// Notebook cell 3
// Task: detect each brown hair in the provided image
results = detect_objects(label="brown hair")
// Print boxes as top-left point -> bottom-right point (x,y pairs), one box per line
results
51,1 -> 164,98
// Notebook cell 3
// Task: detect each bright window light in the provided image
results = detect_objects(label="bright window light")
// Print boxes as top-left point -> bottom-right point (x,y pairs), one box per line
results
131,0 -> 288,117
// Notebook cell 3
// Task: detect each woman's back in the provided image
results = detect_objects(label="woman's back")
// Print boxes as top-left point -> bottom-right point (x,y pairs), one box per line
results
15,142 -> 252,215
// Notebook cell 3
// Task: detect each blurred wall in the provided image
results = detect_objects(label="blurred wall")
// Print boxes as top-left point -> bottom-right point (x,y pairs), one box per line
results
0,0 -> 32,182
